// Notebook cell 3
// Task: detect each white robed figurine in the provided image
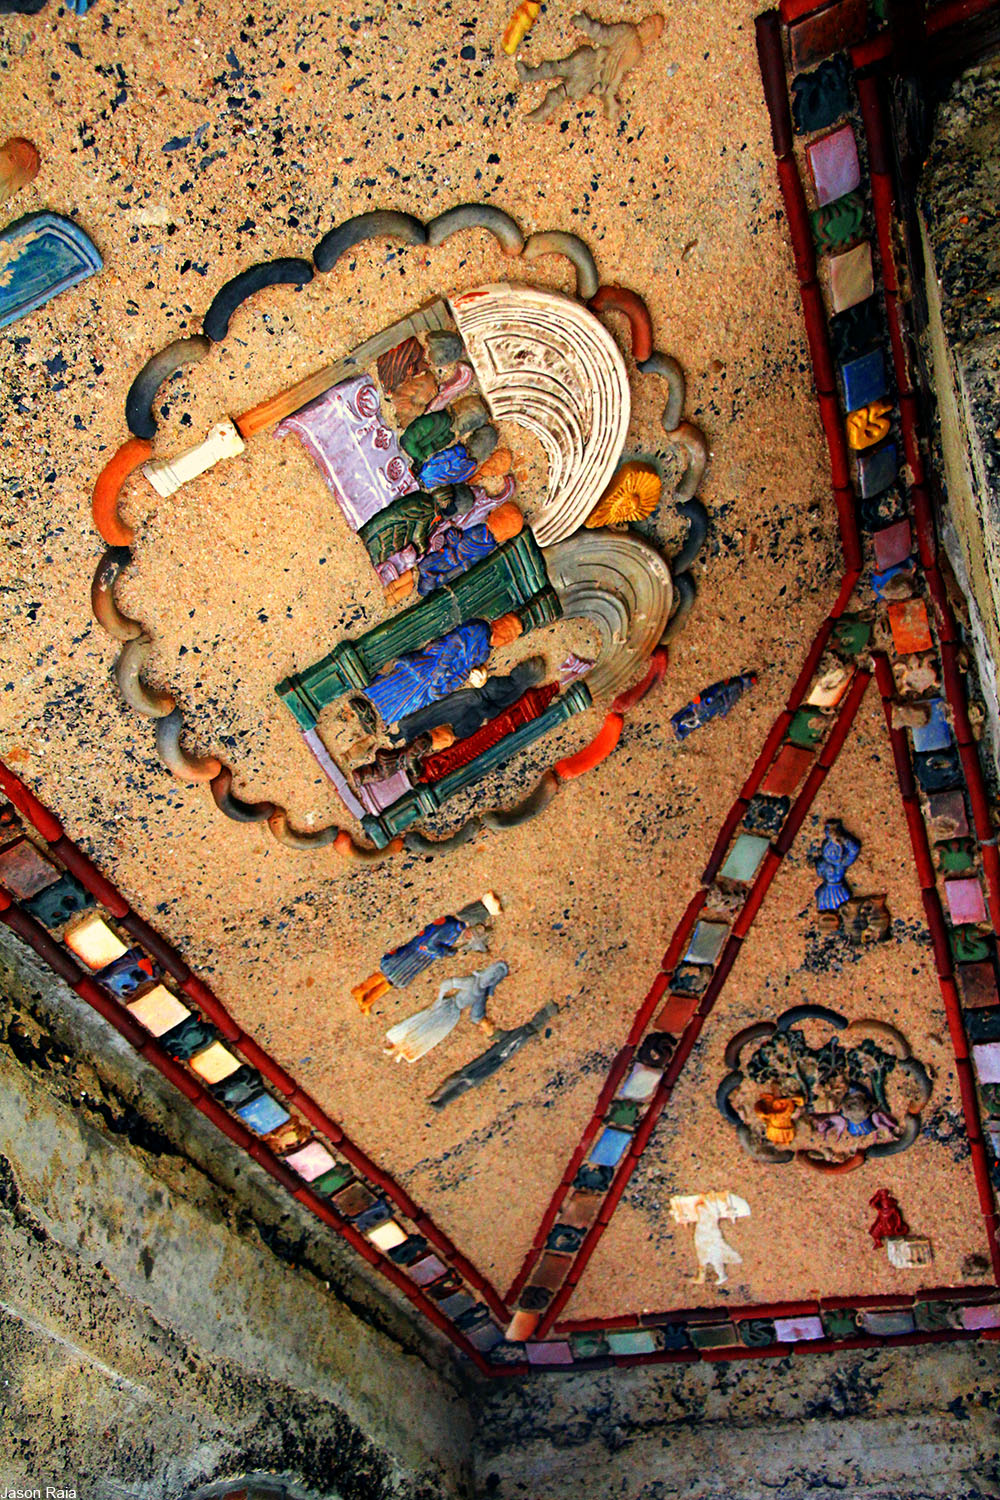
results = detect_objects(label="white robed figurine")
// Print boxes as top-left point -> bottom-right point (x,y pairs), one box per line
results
384,962 -> 509,1063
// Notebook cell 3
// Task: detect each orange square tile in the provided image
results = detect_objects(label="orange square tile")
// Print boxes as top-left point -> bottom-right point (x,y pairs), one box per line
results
656,995 -> 699,1032
888,598 -> 933,654
760,743 -> 814,797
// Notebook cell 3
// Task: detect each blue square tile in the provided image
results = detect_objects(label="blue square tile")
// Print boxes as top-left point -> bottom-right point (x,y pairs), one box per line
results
857,442 -> 897,498
840,348 -> 888,411
912,699 -> 952,753
235,1091 -> 291,1135
590,1127 -> 631,1167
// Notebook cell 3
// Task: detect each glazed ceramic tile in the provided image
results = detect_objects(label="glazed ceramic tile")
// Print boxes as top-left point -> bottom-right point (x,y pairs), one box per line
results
125,984 -> 190,1037
619,1063 -> 661,1100
824,241 -> 874,313
972,1041 -> 1000,1084
960,1303 -> 1000,1330
911,700 -> 952,753
859,1309 -> 916,1337
788,0 -> 867,70
956,962 -> 999,1009
773,1315 -> 824,1342
840,346 -> 888,408
857,441 -> 898,498
945,877 -> 988,926
234,1091 -> 291,1135
683,920 -> 729,965
806,124 -> 861,207
0,837 -> 60,898
63,912 -> 128,970
606,1329 -> 657,1355
189,1040 -> 241,1084
590,1127 -> 632,1167
761,743 -> 814,796
888,599 -> 933,654
719,832 -> 771,882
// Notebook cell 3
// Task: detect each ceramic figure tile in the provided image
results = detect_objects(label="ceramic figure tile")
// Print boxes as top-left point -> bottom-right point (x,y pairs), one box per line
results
761,743 -> 814,796
353,1199 -> 391,1232
687,1322 -> 740,1350
960,1303 -> 1000,1330
914,1300 -> 961,1332
791,53 -> 853,134
788,0 -> 867,70
590,1127 -> 632,1167
619,1063 -> 661,1101
235,1092 -> 291,1135
407,1254 -> 447,1286
912,700 -> 952,753
188,1040 -> 241,1084
738,1319 -> 777,1348
719,832 -> 771,882
526,1342 -> 574,1366
965,1008 -> 1000,1044
275,374 -> 417,532
972,1042 -> 1000,1085
956,962 -> 999,1009
773,1315 -> 824,1342
952,927 -> 991,964
937,838 -> 977,874
860,1308 -> 916,1337
285,1140 -> 339,1181
873,519 -> 912,570
888,598 -> 933,655
96,948 -> 157,998
787,709 -> 827,749
160,1015 -> 217,1060
209,1066 -> 263,1108
22,871 -> 93,928
807,124 -> 861,207
824,241 -> 874,313
812,191 -> 866,252
821,1308 -> 859,1338
63,912 -> 128,970
126,984 -> 190,1037
669,963 -> 711,996
830,296 -> 882,362
926,790 -> 970,840
0,837 -> 60,898
859,485 -> 907,531
945,877 -> 988,926
684,920 -> 729,966
857,441 -> 898,498
332,1180 -> 376,1215
607,1100 -> 641,1127
606,1329 -> 658,1355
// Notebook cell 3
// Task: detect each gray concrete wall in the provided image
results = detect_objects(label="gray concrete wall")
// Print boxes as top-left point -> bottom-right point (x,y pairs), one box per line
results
0,926 -> 475,1500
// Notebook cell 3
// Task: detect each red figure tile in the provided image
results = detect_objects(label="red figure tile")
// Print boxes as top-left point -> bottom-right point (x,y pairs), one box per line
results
869,1189 -> 908,1249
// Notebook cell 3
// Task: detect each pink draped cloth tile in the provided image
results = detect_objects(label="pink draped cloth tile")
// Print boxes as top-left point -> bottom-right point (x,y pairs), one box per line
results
356,766 -> 412,814
276,373 -> 417,530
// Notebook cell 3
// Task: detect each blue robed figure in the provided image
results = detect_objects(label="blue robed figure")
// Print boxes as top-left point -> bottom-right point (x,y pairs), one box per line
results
814,819 -> 861,911
362,620 -> 492,727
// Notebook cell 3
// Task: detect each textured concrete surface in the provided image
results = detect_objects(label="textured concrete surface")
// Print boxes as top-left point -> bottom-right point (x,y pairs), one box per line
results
920,58 -> 1000,771
0,926 -> 475,1500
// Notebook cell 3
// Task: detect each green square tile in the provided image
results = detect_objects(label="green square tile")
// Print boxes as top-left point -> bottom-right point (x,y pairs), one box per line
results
312,1165 -> 354,1196
718,833 -> 771,884
821,1308 -> 859,1339
606,1100 -> 641,1128
687,1322 -> 740,1349
569,1331 -> 609,1359
787,708 -> 827,749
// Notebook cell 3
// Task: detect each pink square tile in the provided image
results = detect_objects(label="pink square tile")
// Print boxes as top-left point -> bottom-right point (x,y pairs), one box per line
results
873,519 -> 912,571
972,1041 -> 1000,1084
806,125 -> 861,208
774,1315 -> 824,1343
285,1140 -> 337,1181
945,877 -> 988,926
961,1303 -> 1000,1330
525,1341 -> 574,1366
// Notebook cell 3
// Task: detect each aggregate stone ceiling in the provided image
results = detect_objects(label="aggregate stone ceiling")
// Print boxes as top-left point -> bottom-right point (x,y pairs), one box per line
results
1,0 -> 998,1371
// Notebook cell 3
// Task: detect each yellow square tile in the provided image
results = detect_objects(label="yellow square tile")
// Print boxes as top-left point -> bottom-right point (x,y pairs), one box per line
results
367,1219 -> 408,1253
63,912 -> 128,970
126,985 -> 190,1037
189,1040 -> 241,1083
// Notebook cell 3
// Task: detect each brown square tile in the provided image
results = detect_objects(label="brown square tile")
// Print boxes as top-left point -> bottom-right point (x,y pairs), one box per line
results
888,598 -> 933,655
0,837 -> 61,899
560,1192 -> 604,1229
957,962 -> 999,1009
333,1181 -> 376,1217
656,994 -> 699,1032
761,743 -> 814,797
789,0 -> 867,70
531,1252 -> 572,1292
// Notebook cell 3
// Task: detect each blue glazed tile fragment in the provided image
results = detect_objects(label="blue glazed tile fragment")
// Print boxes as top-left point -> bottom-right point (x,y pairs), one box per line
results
912,699 -> 952,753
871,558 -> 915,599
95,948 -> 158,998
0,212 -> 102,329
590,1127 -> 631,1167
857,441 -> 898,498
235,1092 -> 291,1135
840,348 -> 888,411
352,1200 -> 393,1233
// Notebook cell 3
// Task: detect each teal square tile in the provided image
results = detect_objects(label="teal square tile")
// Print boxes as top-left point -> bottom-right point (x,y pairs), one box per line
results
607,1329 -> 658,1356
719,833 -> 770,884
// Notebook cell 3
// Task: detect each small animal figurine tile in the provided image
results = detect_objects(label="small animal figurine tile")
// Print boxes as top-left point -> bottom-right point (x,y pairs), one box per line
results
859,485 -> 907,532
839,894 -> 891,945
773,1315 -> 824,1342
743,795 -> 790,836
0,211 -> 102,329
159,1015 -> 217,1060
671,672 -> 757,741
823,241 -> 875,314
856,440 -> 898,498
829,296 -> 882,362
813,819 -> 860,912
886,1235 -> 933,1269
760,743 -> 814,796
234,1092 -> 291,1136
840,349 -> 888,412
944,877 -> 988,927
515,11 -> 666,127
23,871 -> 93,928
384,962 -> 507,1063
869,1188 -> 908,1248
806,124 -> 861,207
811,191 -> 866,252
95,947 -> 158,998
788,0 -> 867,70
846,398 -> 894,451
887,598 -> 933,655
791,53 -> 853,134
683,920 -> 729,966
953,928 -> 991,966
669,1190 -> 750,1286
822,1308 -> 859,1339
872,519 -> 912,570
125,984 -> 191,1037
913,746 -> 962,794
63,912 -> 128,970
718,832 -> 771,883
0,837 -> 60,899
937,838 -> 978,874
